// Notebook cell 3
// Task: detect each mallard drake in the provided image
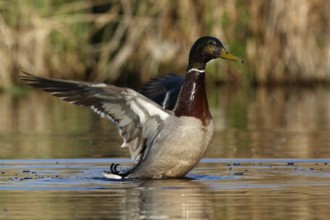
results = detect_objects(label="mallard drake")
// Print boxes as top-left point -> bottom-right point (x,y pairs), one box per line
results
20,36 -> 243,179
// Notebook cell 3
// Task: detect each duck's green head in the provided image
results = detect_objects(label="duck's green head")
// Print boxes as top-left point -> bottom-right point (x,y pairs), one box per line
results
188,36 -> 243,71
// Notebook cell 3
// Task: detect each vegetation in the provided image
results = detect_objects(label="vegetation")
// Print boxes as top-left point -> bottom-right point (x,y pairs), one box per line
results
0,0 -> 329,89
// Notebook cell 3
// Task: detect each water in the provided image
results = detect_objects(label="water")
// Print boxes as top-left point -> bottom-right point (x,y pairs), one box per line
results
1,158 -> 330,219
1,85 -> 330,219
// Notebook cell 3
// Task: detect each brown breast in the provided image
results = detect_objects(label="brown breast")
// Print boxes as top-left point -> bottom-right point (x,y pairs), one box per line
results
173,70 -> 211,125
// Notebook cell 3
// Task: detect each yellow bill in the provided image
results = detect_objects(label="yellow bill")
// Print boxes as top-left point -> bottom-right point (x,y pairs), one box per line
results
220,48 -> 244,63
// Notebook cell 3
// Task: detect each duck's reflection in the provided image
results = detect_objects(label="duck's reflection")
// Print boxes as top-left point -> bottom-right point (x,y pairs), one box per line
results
122,179 -> 213,219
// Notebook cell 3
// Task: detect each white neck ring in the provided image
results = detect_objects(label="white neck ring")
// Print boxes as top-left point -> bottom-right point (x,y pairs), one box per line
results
187,68 -> 205,73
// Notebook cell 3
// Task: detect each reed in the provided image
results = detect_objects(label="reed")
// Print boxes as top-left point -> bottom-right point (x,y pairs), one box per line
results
0,0 -> 92,88
246,0 -> 330,84
0,0 -> 329,89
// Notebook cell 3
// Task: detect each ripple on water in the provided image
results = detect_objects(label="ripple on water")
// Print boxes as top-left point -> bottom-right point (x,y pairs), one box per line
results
1,158 -> 330,219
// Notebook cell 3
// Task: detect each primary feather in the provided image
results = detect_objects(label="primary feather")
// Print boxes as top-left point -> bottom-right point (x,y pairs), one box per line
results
20,72 -> 169,162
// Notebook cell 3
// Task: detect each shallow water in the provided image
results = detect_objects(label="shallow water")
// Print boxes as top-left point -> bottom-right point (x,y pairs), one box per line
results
1,158 -> 330,219
2,85 -> 330,219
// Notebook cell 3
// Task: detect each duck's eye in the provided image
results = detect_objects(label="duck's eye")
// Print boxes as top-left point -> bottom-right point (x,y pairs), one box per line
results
208,40 -> 216,46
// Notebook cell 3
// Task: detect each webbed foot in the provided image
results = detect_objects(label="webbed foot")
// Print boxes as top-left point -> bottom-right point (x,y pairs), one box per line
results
103,163 -> 127,180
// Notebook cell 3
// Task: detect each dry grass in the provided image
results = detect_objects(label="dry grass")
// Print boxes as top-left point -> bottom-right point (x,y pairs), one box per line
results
0,0 -> 92,88
0,0 -> 329,89
246,0 -> 330,84
0,0 -> 247,88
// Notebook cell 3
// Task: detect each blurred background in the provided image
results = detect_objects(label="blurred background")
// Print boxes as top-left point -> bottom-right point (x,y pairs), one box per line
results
1,0 -> 329,89
1,0 -> 330,160
2,2 -> 330,218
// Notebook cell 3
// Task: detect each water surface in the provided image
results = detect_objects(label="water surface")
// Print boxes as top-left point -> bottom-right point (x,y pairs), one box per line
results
1,158 -> 330,219
1,85 -> 330,219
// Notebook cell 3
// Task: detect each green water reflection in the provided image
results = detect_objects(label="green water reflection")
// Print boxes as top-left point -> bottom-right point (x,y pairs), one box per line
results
1,85 -> 330,159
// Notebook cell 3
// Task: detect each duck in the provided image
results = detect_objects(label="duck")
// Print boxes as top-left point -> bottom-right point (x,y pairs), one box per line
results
20,36 -> 243,179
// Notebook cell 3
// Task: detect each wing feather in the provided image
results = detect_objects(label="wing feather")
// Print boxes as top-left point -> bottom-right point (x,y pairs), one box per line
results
141,73 -> 184,110
20,72 -> 169,161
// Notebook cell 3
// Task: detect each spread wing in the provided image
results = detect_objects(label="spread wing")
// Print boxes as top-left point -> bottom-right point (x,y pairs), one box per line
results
141,74 -> 184,110
20,72 -> 170,161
